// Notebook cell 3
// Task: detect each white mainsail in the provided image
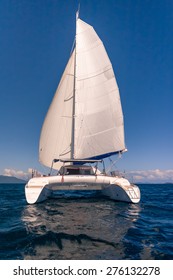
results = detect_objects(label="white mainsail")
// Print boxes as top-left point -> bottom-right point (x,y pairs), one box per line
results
39,17 -> 125,169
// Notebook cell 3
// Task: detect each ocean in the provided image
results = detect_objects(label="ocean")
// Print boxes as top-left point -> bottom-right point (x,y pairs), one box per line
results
0,183 -> 172,260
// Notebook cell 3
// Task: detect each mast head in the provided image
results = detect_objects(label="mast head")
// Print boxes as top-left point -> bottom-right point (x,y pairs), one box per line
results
76,2 -> 80,20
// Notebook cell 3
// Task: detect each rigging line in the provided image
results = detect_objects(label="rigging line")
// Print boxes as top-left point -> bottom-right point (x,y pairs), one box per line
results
64,97 -> 73,102
106,153 -> 122,174
70,39 -> 75,56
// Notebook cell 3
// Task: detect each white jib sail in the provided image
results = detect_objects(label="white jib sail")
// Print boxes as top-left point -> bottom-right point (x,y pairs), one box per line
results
39,51 -> 75,168
39,17 -> 125,169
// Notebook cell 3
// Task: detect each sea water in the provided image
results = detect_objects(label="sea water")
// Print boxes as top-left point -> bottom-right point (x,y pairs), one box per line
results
0,184 -> 173,260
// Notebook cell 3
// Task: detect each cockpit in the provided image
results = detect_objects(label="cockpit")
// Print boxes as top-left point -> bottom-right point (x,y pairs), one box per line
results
59,165 -> 95,176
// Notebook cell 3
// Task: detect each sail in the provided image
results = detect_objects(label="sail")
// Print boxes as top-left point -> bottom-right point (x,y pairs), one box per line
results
39,51 -> 75,168
39,17 -> 125,169
74,19 -> 125,159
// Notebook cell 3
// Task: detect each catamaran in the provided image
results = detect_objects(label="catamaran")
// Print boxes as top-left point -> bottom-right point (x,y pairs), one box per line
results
25,12 -> 140,204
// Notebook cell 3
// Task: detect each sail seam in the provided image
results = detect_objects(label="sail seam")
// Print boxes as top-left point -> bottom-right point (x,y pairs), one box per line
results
76,40 -> 103,53
77,67 -> 113,81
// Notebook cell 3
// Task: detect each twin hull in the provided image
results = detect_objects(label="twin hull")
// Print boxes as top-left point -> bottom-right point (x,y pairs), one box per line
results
25,175 -> 140,204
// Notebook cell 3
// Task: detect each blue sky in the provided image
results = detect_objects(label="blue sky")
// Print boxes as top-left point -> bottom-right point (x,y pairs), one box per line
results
0,0 -> 173,183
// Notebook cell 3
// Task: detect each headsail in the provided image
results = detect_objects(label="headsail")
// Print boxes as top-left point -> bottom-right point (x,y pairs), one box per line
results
39,16 -> 125,169
39,51 -> 75,168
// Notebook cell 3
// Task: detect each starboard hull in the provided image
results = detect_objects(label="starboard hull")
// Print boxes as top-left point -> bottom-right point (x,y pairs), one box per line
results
25,175 -> 140,204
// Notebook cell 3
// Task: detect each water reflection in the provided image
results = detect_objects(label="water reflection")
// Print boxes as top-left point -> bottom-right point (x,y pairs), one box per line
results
22,197 -> 141,259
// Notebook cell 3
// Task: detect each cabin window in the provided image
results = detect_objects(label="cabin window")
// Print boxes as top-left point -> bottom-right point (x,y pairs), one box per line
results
66,168 -> 80,175
59,165 -> 93,175
83,169 -> 91,175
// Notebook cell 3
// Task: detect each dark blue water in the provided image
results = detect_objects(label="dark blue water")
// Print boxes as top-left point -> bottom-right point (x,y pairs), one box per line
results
0,184 -> 173,260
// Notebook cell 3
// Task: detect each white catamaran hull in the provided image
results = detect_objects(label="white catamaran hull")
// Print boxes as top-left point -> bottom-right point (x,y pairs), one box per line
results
25,175 -> 140,204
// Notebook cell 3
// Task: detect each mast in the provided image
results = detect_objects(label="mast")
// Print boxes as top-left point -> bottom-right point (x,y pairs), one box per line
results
71,11 -> 79,160
39,10 -> 125,169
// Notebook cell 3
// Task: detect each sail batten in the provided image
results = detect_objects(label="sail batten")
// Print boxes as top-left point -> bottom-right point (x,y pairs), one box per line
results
39,17 -> 125,169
